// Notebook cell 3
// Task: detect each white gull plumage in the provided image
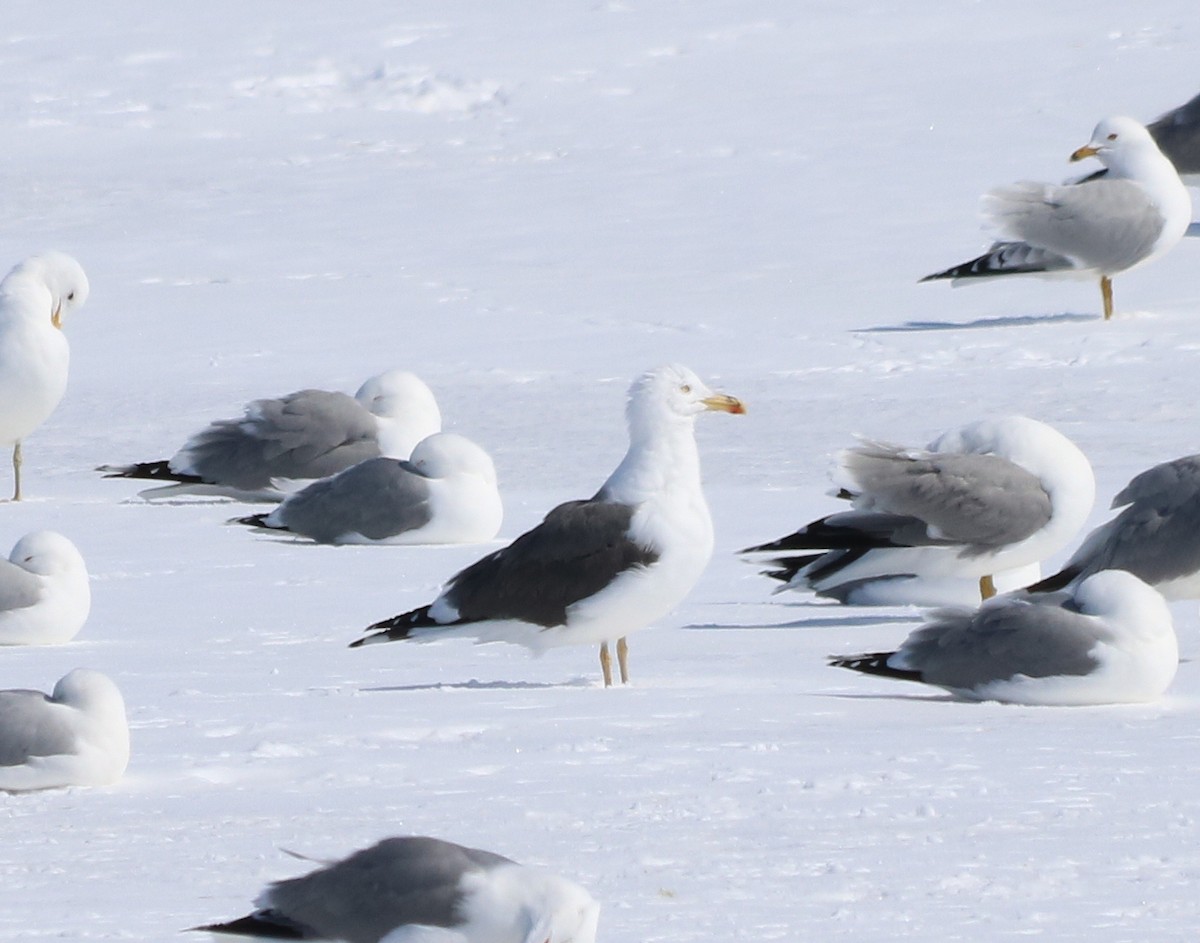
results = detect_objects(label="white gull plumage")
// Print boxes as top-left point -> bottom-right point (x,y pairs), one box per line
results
922,116 -> 1191,320
352,364 -> 744,686
0,531 -> 90,645
742,416 -> 1095,606
195,835 -> 600,943
0,668 -> 130,791
830,570 -> 1178,706
0,252 -> 89,501
234,432 -> 503,545
100,369 -> 442,501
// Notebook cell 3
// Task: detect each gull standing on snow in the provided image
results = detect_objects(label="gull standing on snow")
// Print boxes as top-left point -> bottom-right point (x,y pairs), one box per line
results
0,531 -> 90,645
921,116 -> 1191,320
101,370 -> 441,500
352,364 -> 745,686
742,417 -> 1094,606
1028,453 -> 1200,598
0,252 -> 89,500
830,570 -> 1178,705
0,669 -> 130,791
195,835 -> 600,943
233,432 -> 502,545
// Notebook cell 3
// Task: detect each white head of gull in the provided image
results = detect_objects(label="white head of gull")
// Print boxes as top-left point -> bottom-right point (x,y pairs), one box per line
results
0,252 -> 89,500
0,530 -> 91,645
0,668 -> 129,791
353,363 -> 745,686
194,835 -> 600,943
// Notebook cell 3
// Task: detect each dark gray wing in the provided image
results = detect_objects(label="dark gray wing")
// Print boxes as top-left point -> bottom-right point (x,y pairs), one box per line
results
0,558 -> 42,612
840,446 -> 1053,551
901,598 -> 1105,690
1058,454 -> 1200,585
1149,92 -> 1200,176
0,691 -> 78,767
274,458 -> 434,543
267,837 -> 513,941
175,390 -> 382,490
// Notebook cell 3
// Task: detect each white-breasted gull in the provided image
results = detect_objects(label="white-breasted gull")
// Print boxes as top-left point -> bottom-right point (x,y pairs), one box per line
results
0,252 -> 89,500
352,364 -> 744,686
0,668 -> 129,791
234,432 -> 502,545
194,835 -> 600,943
0,530 -> 90,645
1028,453 -> 1200,598
100,370 -> 441,501
921,116 -> 1191,320
830,569 -> 1178,705
741,416 -> 1094,605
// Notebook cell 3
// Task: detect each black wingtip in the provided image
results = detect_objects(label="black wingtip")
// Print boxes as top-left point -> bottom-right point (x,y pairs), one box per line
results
188,913 -> 306,938
829,652 -> 922,682
1024,565 -> 1082,594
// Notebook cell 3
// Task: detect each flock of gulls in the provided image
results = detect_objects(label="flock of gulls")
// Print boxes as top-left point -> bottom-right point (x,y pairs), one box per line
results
0,94 -> 1198,942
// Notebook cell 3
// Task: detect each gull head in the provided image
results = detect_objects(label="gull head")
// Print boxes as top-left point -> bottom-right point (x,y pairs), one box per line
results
3,252 -> 89,330
9,530 -> 87,579
1070,116 -> 1159,167
626,363 -> 745,429
409,432 -> 497,485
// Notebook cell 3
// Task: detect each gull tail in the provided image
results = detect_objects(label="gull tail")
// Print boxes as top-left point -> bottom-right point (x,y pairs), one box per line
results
350,605 -> 437,647
829,652 -> 921,682
97,460 -> 203,484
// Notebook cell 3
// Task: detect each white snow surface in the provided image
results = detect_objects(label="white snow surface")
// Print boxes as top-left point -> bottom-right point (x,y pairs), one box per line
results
3,2 -> 1200,940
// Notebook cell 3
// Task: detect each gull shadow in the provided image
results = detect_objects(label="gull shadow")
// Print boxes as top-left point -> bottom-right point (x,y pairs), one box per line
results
361,677 -> 595,693
823,691 -> 959,703
856,311 -> 1096,333
685,613 -> 921,631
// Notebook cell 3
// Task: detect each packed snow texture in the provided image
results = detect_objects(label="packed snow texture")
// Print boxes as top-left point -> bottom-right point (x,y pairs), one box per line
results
2,2 -> 1200,941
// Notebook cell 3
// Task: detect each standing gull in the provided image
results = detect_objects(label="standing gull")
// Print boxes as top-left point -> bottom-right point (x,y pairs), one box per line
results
1028,453 -> 1200,598
352,364 -> 744,686
194,835 -> 600,943
741,417 -> 1094,606
0,531 -> 91,645
921,116 -> 1191,320
101,370 -> 441,500
0,669 -> 130,791
0,252 -> 90,500
234,432 -> 502,545
830,570 -> 1178,706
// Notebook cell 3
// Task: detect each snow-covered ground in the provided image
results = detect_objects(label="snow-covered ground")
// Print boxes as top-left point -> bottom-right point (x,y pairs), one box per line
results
3,1 -> 1200,939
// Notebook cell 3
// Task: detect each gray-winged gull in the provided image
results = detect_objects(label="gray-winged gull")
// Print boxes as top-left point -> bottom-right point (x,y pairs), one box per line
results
101,370 -> 441,501
0,252 -> 89,501
830,569 -> 1177,705
741,416 -> 1094,606
194,835 -> 600,943
352,364 -> 745,686
0,531 -> 90,645
921,116 -> 1191,320
0,668 -> 129,791
1028,453 -> 1200,598
1148,92 -> 1200,181
234,432 -> 502,545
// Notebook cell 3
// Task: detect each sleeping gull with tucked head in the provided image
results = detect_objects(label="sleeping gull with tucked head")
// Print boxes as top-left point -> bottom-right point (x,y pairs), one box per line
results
830,569 -> 1178,705
0,530 -> 90,645
100,369 -> 441,501
194,835 -> 600,943
921,116 -> 1191,320
233,432 -> 502,545
0,668 -> 130,791
1028,453 -> 1200,599
742,416 -> 1094,606
0,252 -> 90,500
352,364 -> 745,686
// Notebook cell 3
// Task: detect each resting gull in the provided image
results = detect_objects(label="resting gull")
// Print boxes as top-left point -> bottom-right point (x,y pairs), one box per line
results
0,252 -> 90,500
0,668 -> 130,791
100,370 -> 441,501
194,835 -> 600,943
741,416 -> 1094,606
1028,453 -> 1200,598
234,432 -> 502,545
830,569 -> 1177,705
352,364 -> 745,686
0,531 -> 90,645
921,116 -> 1191,319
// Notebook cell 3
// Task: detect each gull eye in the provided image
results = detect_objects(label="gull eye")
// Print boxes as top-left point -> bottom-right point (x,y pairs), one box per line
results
1106,133 -> 1118,141
67,292 -> 75,300
680,384 -> 691,394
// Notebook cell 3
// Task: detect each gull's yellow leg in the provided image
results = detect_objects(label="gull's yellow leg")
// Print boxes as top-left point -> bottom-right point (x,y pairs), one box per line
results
599,642 -> 613,688
617,636 -> 629,685
11,442 -> 21,502
979,574 -> 997,600
1101,276 -> 1114,321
